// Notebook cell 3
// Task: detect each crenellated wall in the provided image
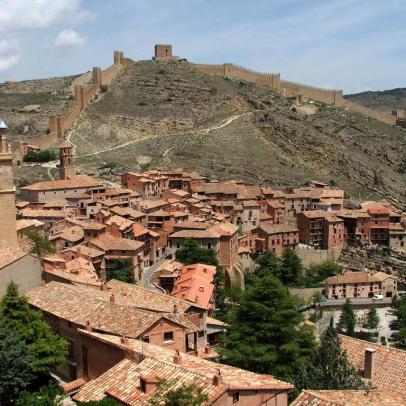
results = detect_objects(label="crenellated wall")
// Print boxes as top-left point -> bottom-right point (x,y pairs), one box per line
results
17,51 -> 134,153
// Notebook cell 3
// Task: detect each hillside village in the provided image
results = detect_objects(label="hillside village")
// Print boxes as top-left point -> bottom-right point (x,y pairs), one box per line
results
0,45 -> 406,406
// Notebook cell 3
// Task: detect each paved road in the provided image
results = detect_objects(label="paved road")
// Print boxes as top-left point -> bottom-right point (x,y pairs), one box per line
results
140,248 -> 176,292
320,297 -> 392,308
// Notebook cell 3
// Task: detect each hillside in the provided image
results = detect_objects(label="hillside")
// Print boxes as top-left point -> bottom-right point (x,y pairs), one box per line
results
346,88 -> 406,115
67,60 -> 405,209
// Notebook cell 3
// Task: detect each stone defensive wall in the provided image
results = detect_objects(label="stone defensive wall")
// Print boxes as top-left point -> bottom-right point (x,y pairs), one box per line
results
192,62 -> 398,125
18,51 -> 134,154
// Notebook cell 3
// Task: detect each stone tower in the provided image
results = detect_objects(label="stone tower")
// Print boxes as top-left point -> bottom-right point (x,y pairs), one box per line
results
59,138 -> 75,180
0,119 -> 18,249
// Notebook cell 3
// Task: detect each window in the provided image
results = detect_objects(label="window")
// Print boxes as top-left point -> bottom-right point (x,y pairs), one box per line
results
208,243 -> 212,249
232,392 -> 240,403
164,331 -> 174,342
140,378 -> 146,393
198,331 -> 204,338
142,336 -> 150,343
176,242 -> 180,249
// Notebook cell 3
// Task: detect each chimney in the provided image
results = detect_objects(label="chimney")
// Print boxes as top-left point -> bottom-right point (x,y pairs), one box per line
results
213,369 -> 222,386
110,293 -> 116,303
205,346 -> 212,355
101,283 -> 108,291
364,348 -> 376,380
173,303 -> 178,315
120,336 -> 129,346
85,320 -> 92,332
140,375 -> 159,394
174,349 -> 181,365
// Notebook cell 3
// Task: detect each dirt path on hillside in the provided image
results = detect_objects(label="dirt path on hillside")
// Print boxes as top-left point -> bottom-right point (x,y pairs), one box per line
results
74,112 -> 251,159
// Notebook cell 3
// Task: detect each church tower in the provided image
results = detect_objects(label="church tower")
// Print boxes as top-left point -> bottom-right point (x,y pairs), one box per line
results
59,138 -> 75,180
0,119 -> 18,249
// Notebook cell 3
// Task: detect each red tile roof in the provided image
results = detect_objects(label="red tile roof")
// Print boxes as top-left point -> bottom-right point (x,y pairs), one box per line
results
21,175 -> 103,191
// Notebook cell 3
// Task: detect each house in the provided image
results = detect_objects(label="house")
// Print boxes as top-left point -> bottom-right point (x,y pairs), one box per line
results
252,223 -> 299,255
292,389 -> 406,406
340,335 -> 406,395
0,247 -> 43,296
297,210 -> 344,251
371,271 -> 398,298
70,330 -> 293,406
324,272 -> 382,299
171,264 -> 216,312
26,282 -> 202,381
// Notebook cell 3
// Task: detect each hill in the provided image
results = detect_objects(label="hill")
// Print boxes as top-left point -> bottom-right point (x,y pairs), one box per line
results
69,60 -> 405,209
346,88 -> 406,115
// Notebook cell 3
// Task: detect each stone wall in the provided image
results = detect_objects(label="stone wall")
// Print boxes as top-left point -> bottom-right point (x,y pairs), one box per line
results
297,246 -> 342,268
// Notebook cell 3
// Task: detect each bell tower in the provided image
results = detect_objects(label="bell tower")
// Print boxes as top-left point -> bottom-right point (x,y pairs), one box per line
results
59,137 -> 75,180
0,119 -> 18,249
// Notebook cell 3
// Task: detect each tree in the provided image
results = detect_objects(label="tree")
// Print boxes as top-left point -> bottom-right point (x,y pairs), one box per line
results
78,398 -> 121,405
280,248 -> 303,285
16,383 -> 61,406
366,305 -> 380,331
148,380 -> 208,406
219,273 -> 315,378
290,318 -> 364,397
0,318 -> 35,405
393,295 -> 406,348
252,251 -> 282,283
338,299 -> 356,337
0,282 -> 67,375
23,230 -> 55,256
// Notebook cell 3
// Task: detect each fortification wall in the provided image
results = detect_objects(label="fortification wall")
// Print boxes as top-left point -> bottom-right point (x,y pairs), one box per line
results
343,99 -> 396,125
192,63 -> 225,76
17,51 -> 132,152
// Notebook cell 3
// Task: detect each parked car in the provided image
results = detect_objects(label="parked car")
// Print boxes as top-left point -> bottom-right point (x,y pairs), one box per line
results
372,294 -> 384,300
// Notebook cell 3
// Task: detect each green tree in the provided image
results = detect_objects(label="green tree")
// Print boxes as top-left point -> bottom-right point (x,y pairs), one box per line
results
148,380 -> 208,406
280,248 -> 303,285
0,282 -> 67,375
16,383 -> 61,406
219,273 -> 315,378
290,318 -> 364,397
23,230 -> 55,256
366,305 -> 380,331
253,251 -> 282,282
78,398 -> 121,405
338,299 -> 356,337
0,318 -> 35,405
393,295 -> 406,347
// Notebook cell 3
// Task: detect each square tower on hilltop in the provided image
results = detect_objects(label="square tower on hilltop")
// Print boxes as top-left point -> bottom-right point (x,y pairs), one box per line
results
154,44 -> 174,60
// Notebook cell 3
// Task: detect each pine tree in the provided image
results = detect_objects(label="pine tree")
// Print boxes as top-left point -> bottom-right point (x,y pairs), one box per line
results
281,248 -> 303,285
290,318 -> 365,396
0,318 -> 35,405
338,299 -> 356,337
366,305 -> 380,331
0,282 -> 67,375
219,273 -> 315,378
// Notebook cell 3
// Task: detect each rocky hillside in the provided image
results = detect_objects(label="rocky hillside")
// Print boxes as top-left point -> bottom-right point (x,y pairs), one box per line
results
346,88 -> 406,115
69,60 -> 405,209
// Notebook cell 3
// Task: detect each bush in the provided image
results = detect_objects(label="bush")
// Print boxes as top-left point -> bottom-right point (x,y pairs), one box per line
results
381,336 -> 387,345
23,149 -> 56,163
100,85 -> 108,93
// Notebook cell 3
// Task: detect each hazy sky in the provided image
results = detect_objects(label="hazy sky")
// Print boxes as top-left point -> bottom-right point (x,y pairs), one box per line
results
1,0 -> 405,93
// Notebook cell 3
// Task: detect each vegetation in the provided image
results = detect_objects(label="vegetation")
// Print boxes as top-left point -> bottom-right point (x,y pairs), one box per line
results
106,259 -> 134,284
23,230 -> 55,256
290,318 -> 364,397
23,149 -> 56,163
16,383 -> 61,406
148,380 -> 208,406
338,299 -> 356,337
0,283 -> 67,375
78,398 -> 121,405
366,305 -> 380,331
219,271 -> 315,379
297,261 -> 340,288
393,295 -> 406,347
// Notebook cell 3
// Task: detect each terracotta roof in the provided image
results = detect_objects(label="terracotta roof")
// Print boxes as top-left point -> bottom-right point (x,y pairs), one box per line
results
62,244 -> 104,259
340,335 -> 406,395
74,331 -> 293,403
0,248 -> 27,269
173,221 -> 211,230
209,222 -> 238,236
110,207 -> 145,219
50,226 -> 84,243
132,223 -> 150,237
170,229 -> 220,239
26,282 -> 195,337
372,271 -> 396,282
21,175 -> 103,191
257,222 -> 298,235
325,272 -> 378,285
300,211 -> 343,222
171,264 -> 216,308
16,219 -> 44,231
291,389 -> 406,405
106,279 -> 206,312
105,215 -> 134,230
20,209 -> 68,219
90,233 -> 144,252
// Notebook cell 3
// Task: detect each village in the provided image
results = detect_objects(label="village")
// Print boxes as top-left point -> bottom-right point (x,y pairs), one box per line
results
1,110 -> 406,405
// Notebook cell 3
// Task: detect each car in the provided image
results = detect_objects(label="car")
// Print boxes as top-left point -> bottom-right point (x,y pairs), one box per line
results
372,294 -> 384,300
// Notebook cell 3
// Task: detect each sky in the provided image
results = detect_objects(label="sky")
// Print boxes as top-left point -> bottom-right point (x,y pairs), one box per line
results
0,0 -> 405,94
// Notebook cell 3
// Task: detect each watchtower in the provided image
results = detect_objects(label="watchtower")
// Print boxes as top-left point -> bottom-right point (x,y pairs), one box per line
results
154,44 -> 173,60
59,138 -> 75,180
0,119 -> 18,249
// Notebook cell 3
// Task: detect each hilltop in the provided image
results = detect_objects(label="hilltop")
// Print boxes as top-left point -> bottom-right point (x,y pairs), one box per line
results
346,88 -> 406,114
70,60 -> 406,208
2,59 -> 405,208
